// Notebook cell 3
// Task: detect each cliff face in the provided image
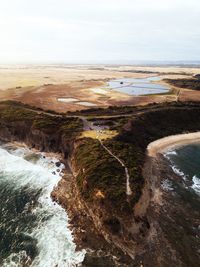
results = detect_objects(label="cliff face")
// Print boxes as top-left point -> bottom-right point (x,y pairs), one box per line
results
0,106 -> 151,265
69,104 -> 200,266
0,120 -> 73,157
70,140 -> 149,262
0,101 -> 82,159
1,101 -> 200,266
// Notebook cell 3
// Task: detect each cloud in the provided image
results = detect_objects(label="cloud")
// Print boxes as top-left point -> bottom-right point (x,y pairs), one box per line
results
0,0 -> 199,63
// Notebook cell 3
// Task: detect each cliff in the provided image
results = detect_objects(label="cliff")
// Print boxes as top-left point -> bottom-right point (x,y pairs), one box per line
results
69,103 -> 200,266
0,101 -> 82,158
1,101 -> 200,266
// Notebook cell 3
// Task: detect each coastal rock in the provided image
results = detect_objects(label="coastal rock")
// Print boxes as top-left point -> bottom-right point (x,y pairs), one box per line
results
55,161 -> 61,167
1,101 -> 200,266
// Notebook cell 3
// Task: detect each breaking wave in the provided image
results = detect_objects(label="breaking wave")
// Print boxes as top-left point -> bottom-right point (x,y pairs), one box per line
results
0,144 -> 85,267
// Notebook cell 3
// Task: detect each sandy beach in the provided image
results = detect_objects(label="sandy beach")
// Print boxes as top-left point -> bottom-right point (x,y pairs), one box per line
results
147,132 -> 200,157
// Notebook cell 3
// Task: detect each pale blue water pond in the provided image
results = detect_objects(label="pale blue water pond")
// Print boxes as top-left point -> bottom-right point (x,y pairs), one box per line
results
106,76 -> 169,95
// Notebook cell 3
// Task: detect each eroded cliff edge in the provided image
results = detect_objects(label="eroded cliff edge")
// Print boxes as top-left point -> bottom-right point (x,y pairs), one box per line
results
0,101 -> 200,266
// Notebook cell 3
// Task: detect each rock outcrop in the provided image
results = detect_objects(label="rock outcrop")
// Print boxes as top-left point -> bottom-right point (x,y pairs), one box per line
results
1,101 -> 200,266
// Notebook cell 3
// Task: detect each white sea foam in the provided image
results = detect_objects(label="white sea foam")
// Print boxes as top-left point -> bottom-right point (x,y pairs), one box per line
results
0,146 -> 85,267
2,251 -> 31,267
171,165 -> 186,179
165,150 -> 177,156
192,175 -> 200,196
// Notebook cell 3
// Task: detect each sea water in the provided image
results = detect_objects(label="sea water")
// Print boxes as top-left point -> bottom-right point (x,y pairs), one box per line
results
0,144 -> 85,267
165,143 -> 200,199
161,143 -> 200,264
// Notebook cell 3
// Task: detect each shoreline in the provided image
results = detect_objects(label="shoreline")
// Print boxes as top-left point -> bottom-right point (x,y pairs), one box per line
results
1,100 -> 200,266
0,141 -> 86,266
147,131 -> 200,157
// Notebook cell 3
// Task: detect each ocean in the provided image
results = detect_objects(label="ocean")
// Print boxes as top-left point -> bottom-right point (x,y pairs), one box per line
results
165,143 -> 200,198
0,143 -> 85,267
159,143 -> 200,264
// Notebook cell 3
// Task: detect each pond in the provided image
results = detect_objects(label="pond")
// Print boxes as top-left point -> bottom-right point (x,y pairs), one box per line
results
106,76 -> 169,95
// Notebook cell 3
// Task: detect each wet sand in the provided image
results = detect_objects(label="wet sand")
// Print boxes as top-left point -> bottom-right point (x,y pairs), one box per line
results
147,132 -> 200,157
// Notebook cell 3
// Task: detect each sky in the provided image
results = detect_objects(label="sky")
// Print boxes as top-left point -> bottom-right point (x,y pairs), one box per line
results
0,0 -> 200,64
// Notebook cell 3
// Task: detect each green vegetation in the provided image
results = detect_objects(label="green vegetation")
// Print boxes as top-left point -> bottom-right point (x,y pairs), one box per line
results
2,100 -> 200,217
0,106 -> 35,122
66,101 -> 200,117
0,100 -> 44,111
60,118 -> 83,137
105,140 -> 144,205
119,70 -> 189,76
120,107 -> 200,149
0,101 -> 83,139
74,102 -> 200,216
74,138 -> 129,211
32,116 -> 58,132
66,105 -> 138,117
73,120 -> 145,212
165,77 -> 200,90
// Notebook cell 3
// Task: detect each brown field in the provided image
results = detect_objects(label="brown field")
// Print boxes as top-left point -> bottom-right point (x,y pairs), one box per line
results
0,64 -> 199,112
179,89 -> 200,102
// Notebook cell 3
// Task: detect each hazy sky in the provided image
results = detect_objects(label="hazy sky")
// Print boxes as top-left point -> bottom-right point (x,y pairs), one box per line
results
0,0 -> 200,63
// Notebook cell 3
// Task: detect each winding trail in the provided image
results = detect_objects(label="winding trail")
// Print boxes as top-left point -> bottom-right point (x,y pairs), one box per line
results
99,138 -> 132,196
14,103 -> 200,197
85,119 -> 132,196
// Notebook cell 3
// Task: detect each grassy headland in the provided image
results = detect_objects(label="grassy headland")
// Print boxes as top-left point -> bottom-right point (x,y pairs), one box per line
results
1,100 -> 200,265
0,101 -> 83,142
73,102 -> 200,217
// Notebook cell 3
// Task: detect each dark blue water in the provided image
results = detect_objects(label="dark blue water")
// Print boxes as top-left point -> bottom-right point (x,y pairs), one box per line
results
161,144 -> 200,265
0,144 -> 85,267
165,143 -> 200,199
162,144 -> 200,213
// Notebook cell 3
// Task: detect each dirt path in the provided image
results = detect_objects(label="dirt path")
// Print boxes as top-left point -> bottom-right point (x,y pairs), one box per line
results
18,104 -> 200,197
99,138 -> 132,196
81,117 -> 133,196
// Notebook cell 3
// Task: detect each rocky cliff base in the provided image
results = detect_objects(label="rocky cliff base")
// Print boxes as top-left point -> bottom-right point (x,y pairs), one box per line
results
1,101 -> 200,266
